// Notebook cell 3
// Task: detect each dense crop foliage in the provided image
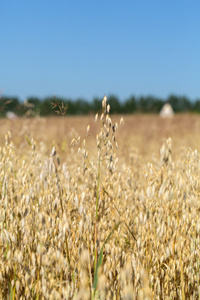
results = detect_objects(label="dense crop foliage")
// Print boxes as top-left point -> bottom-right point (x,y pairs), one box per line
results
1,97 -> 200,299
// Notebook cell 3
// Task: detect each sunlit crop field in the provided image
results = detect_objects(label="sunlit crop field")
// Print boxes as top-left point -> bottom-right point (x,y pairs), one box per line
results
1,100 -> 200,299
1,112 -> 200,162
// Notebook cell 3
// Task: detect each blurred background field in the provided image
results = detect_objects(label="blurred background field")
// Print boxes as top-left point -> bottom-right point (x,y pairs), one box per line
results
0,114 -> 199,162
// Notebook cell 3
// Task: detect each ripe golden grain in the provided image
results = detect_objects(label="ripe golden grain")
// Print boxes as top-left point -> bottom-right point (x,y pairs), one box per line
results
1,99 -> 200,299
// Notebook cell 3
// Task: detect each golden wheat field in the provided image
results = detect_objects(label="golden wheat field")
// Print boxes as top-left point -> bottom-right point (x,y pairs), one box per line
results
1,97 -> 200,299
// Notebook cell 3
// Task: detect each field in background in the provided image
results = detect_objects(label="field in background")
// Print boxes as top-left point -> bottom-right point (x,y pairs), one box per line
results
1,111 -> 200,299
1,114 -> 200,161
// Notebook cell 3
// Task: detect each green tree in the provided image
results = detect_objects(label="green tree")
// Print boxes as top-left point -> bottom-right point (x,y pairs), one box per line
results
192,99 -> 200,113
1,97 -> 19,112
167,95 -> 191,112
123,96 -> 137,113
92,97 -> 102,113
40,97 -> 55,116
73,99 -> 90,115
108,95 -> 121,114
138,96 -> 162,113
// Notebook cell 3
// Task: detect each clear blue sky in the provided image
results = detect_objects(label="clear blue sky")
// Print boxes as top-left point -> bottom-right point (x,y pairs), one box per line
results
1,0 -> 200,101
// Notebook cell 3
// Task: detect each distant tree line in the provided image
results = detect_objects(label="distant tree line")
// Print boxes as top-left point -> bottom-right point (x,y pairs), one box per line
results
1,94 -> 200,117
